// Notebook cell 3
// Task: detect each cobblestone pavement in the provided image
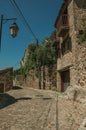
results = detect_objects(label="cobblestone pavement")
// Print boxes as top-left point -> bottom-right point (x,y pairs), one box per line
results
0,86 -> 57,130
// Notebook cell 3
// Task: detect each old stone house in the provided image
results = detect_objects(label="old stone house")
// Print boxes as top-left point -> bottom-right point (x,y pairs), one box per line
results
54,0 -> 86,92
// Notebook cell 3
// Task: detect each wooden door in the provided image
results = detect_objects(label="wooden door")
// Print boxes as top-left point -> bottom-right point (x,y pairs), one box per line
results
61,69 -> 70,92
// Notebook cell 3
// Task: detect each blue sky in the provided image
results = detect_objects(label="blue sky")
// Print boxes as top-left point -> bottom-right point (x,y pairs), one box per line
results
0,0 -> 63,70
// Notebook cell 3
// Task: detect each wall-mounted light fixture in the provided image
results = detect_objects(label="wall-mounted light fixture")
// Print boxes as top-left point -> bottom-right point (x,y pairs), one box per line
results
0,15 -> 19,50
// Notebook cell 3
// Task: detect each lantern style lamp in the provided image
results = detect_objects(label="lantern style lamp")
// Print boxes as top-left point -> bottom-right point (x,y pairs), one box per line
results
10,22 -> 19,38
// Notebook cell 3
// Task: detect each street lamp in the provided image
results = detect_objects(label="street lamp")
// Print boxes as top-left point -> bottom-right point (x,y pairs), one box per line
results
10,22 -> 19,38
0,15 -> 19,50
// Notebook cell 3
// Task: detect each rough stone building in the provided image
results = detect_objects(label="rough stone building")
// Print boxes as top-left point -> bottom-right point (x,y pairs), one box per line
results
54,0 -> 86,92
0,68 -> 13,93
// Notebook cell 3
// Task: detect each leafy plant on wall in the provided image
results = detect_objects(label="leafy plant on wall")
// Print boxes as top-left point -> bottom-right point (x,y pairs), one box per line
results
79,18 -> 86,43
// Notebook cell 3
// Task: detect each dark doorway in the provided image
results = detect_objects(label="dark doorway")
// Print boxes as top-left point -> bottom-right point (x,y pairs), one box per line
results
61,69 -> 70,92
0,83 -> 4,93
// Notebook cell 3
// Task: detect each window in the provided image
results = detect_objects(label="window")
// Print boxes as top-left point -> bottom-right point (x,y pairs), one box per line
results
57,43 -> 61,58
61,36 -> 72,55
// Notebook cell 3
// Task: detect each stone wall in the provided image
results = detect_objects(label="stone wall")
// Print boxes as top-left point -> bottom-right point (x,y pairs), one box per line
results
74,0 -> 86,31
14,65 -> 57,90
24,65 -> 57,90
0,68 -> 13,93
57,43 -> 86,129
14,70 -> 39,89
25,70 -> 39,89
13,75 -> 25,86
41,65 -> 57,90
75,44 -> 86,87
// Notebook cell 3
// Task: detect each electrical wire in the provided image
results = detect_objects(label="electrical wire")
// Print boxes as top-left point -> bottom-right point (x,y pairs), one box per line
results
9,0 -> 31,39
10,0 -> 37,40
9,0 -> 38,43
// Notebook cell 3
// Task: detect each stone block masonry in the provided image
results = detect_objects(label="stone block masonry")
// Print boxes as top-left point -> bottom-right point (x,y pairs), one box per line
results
75,44 -> 86,87
0,68 -> 13,93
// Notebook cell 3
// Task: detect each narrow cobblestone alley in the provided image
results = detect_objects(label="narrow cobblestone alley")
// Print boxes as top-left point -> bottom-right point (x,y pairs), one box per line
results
0,86 -> 57,130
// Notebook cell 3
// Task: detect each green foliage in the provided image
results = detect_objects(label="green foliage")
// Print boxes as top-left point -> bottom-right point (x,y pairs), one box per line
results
13,68 -> 21,78
13,66 -> 26,78
79,32 -> 86,43
20,66 -> 26,75
28,43 -> 37,53
36,38 -> 56,67
79,18 -> 86,43
20,37 -> 56,77
43,39 -> 55,66
25,43 -> 37,70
